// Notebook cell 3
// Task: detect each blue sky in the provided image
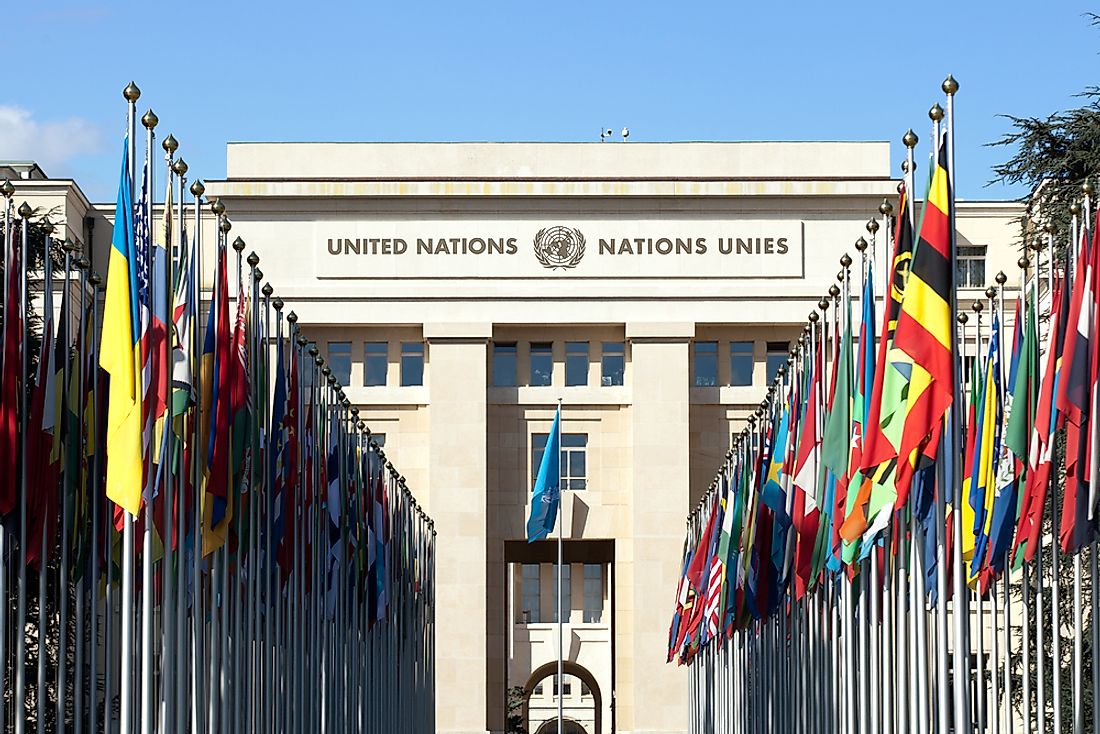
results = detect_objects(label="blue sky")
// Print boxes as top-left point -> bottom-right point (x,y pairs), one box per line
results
3,1 -> 1097,202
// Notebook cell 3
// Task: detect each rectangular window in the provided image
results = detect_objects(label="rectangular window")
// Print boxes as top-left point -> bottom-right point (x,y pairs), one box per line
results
400,342 -> 424,386
532,433 -> 588,490
694,341 -> 718,387
766,341 -> 789,383
565,341 -> 589,386
327,342 -> 351,386
957,245 -> 987,288
363,342 -> 387,386
730,341 -> 753,386
520,564 -> 540,624
601,342 -> 625,386
583,564 -> 603,623
493,342 -> 517,387
551,563 -> 571,623
529,342 -> 553,387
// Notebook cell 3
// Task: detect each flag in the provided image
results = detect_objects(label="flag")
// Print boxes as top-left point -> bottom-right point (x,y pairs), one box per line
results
893,138 -> 955,499
201,241 -> 232,557
527,404 -> 561,542
704,480 -> 732,639
100,140 -> 143,516
967,316 -> 1002,582
0,224 -> 22,517
170,226 -> 195,416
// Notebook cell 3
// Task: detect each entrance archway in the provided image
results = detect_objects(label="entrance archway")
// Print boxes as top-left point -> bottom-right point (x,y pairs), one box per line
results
534,718 -> 588,734
522,661 -> 602,734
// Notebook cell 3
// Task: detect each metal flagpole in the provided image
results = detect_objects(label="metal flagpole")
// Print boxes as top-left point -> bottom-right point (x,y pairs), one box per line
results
190,181 -> 207,734
973,299 -> 987,734
557,396 -> 564,734
73,251 -> 88,734
1082,179 -> 1099,734
88,267 -> 103,734
36,223 -> 55,734
985,285 -> 1000,734
994,270 -> 1011,734
0,180 -> 13,734
160,133 -> 177,734
14,199 -> 33,734
138,107 -> 158,734
171,154 -> 189,734
58,235 -> 76,733
1068,206 -> 1083,734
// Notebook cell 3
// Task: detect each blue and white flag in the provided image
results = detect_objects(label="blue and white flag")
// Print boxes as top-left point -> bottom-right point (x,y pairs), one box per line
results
527,404 -> 561,542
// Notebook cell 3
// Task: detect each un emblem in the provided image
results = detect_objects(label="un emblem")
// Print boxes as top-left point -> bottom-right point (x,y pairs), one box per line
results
533,226 -> 586,270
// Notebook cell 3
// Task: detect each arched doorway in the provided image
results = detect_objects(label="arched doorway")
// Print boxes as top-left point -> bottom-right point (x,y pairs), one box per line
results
534,718 -> 588,734
522,662 -> 602,734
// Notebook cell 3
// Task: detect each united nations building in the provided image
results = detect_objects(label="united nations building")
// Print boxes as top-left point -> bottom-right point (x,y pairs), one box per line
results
8,140 -> 1022,734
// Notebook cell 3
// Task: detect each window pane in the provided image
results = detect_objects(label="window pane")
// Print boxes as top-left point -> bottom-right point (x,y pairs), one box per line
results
530,342 -> 553,387
694,341 -> 718,387
521,564 -> 540,624
565,341 -> 589,386
363,342 -> 387,386
327,342 -> 351,385
562,434 -> 586,448
532,433 -> 548,481
493,342 -> 517,387
400,342 -> 424,386
570,451 -> 585,479
552,564 -> 571,622
583,564 -> 602,623
730,341 -> 753,386
766,341 -> 788,383
601,342 -> 625,386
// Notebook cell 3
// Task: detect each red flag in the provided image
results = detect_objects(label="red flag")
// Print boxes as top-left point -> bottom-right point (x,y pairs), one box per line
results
0,227 -> 21,517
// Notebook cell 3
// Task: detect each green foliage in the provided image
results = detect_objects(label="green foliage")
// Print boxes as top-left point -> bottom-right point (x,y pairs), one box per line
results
988,14 -> 1100,258
506,685 -> 528,734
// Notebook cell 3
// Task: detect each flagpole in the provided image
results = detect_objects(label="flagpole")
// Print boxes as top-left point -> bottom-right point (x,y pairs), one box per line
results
58,235 -> 77,733
138,107 -> 158,734
170,153 -> 188,734
984,284 -> 1001,734
36,222 -> 55,734
994,269 -> 1011,734
0,179 -> 12,734
160,132 -> 178,734
1017,258 -> 1034,734
556,396 -> 564,734
87,267 -> 103,734
1082,178 -> 1099,734
972,298 -> 987,734
190,181 -> 207,734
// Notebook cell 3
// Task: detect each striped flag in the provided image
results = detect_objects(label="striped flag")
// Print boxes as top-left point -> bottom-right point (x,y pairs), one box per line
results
100,140 -> 143,516
893,138 -> 955,500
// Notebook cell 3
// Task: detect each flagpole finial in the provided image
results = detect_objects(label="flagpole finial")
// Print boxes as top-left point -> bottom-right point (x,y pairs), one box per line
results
1070,202 -> 1081,216
253,268 -> 263,282
210,198 -> 225,215
942,75 -> 959,95
929,104 -> 944,122
172,158 -> 188,177
902,129 -> 919,148
995,271 -> 1007,285
1084,179 -> 1094,197
308,345 -> 319,358
123,82 -> 141,102
1042,222 -> 1056,235
190,180 -> 205,198
246,250 -> 259,266
879,198 -> 893,217
817,298 -> 829,311
262,283 -> 273,298
89,272 -> 102,288
287,310 -> 298,324
18,201 -> 32,218
141,109 -> 159,129
220,218 -> 232,234
866,219 -> 879,236
840,253 -> 852,268
828,284 -> 840,298
971,300 -> 983,314
1018,256 -> 1030,270
957,312 -> 968,325
854,238 -> 867,253
985,286 -> 997,300
62,237 -> 76,254
162,134 -> 178,154
42,220 -> 54,235
0,179 -> 14,198
273,297 -> 283,311
76,256 -> 90,271
808,311 -> 819,323
233,236 -> 246,253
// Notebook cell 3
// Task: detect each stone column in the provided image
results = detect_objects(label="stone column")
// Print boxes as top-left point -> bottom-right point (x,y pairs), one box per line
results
427,323 -> 491,734
624,322 -> 693,733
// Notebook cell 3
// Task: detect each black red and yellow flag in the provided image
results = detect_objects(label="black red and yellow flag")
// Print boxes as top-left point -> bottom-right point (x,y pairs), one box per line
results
893,138 -> 955,498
